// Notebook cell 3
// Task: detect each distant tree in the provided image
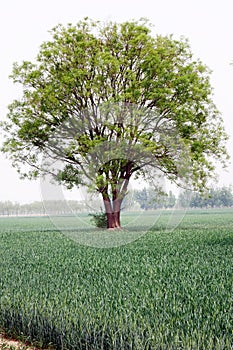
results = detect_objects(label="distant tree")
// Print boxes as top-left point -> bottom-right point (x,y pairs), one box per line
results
135,188 -> 150,210
0,201 -> 18,216
164,190 -> 176,208
190,192 -> 206,208
220,186 -> 233,206
178,186 -> 233,208
134,187 -> 173,210
177,190 -> 191,208
1,18 -> 228,228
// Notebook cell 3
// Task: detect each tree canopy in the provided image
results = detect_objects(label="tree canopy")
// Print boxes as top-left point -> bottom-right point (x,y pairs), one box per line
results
1,18 -> 229,228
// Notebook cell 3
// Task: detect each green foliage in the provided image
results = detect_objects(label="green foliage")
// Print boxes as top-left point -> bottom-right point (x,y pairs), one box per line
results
1,17 -> 229,202
88,210 -> 107,228
0,210 -> 233,349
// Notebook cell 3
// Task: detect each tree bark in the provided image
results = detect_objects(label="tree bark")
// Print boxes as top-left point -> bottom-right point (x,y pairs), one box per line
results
105,211 -> 121,229
102,193 -> 122,229
113,198 -> 122,228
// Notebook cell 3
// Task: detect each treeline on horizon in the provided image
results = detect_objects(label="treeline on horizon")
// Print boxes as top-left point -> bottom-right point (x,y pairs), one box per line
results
132,185 -> 233,210
0,186 -> 233,216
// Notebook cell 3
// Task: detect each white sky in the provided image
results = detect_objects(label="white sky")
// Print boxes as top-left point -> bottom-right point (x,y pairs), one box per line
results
0,0 -> 233,203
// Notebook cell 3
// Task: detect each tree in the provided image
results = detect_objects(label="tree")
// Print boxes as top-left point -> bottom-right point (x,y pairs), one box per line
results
135,188 -> 152,210
218,186 -> 233,207
164,190 -> 176,209
134,187 -> 166,210
1,18 -> 228,229
178,186 -> 233,208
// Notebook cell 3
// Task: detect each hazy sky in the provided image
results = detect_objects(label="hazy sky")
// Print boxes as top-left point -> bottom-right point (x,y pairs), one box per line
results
1,0 -> 233,203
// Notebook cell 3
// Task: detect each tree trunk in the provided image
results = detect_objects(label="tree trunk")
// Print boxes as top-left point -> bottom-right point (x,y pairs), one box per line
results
112,198 -> 122,229
105,211 -> 121,229
102,194 -> 122,229
105,212 -> 116,229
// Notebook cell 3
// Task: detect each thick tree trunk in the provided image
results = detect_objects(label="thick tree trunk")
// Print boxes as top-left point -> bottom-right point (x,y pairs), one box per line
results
105,211 -> 121,229
102,195 -> 122,229
106,213 -> 120,229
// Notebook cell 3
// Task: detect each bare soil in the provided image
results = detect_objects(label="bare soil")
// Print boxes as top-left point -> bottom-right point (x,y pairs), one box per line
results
0,334 -> 40,349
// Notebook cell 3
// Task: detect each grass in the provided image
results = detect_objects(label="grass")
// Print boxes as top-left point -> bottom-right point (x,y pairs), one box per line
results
0,209 -> 233,349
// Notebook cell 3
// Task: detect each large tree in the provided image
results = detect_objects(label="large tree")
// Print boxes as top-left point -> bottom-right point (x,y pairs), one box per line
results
1,18 -> 228,228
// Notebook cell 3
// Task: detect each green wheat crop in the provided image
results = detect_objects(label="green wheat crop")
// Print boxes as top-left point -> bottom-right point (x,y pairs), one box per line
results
0,209 -> 233,349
